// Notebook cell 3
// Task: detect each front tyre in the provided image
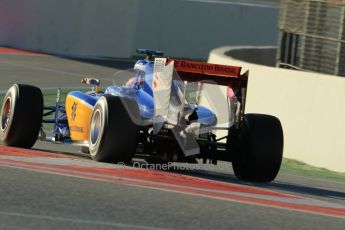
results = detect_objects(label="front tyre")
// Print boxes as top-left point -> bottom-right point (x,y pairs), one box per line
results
232,114 -> 284,182
0,84 -> 43,148
88,95 -> 139,163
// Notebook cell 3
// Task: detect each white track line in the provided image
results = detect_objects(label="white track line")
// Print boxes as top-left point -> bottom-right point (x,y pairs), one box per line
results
0,211 -> 170,230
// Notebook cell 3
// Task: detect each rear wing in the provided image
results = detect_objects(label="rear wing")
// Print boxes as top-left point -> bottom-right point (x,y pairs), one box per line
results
165,58 -> 248,122
167,58 -> 248,88
152,58 -> 249,122
152,57 -> 249,151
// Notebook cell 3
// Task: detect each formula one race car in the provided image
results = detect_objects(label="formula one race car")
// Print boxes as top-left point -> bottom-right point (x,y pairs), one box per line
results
0,49 -> 283,182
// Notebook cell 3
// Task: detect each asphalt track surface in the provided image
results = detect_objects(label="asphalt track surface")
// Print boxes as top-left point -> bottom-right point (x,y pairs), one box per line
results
0,49 -> 344,229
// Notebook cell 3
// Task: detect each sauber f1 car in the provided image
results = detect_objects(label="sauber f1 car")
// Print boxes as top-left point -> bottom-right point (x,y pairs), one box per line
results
0,49 -> 284,182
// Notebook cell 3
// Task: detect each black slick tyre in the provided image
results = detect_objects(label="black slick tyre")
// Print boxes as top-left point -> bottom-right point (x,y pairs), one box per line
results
232,114 -> 284,182
88,95 -> 139,163
0,84 -> 43,148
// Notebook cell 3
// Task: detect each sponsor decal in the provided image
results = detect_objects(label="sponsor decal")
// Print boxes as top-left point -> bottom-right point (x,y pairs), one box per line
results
71,102 -> 78,121
171,59 -> 241,77
153,58 -> 167,89
70,125 -> 84,133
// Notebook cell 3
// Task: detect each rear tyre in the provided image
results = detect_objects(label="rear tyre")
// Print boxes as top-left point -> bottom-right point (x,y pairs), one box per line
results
232,114 -> 283,182
0,84 -> 43,148
88,95 -> 139,163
